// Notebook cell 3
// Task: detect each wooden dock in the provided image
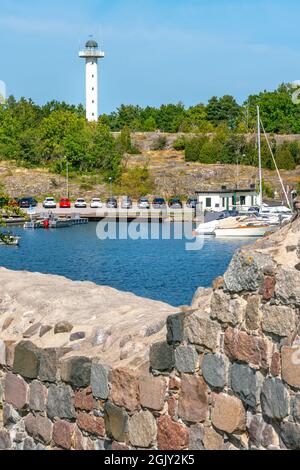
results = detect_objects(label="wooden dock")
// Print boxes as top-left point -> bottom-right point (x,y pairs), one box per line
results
22,204 -> 201,223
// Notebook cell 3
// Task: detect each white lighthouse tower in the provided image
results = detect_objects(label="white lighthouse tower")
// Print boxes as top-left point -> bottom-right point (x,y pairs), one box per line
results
79,39 -> 105,122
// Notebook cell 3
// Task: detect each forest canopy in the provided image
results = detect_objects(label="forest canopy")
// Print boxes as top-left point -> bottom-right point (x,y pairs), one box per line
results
1,83 -> 300,174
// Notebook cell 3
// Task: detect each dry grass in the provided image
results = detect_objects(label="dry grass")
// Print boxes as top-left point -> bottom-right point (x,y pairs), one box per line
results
1,153 -> 299,201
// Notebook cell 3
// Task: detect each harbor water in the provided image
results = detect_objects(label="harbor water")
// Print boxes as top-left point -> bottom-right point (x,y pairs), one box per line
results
0,223 -> 250,306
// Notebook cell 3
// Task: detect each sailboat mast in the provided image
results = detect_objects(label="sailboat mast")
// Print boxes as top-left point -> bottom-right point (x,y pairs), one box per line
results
257,105 -> 263,211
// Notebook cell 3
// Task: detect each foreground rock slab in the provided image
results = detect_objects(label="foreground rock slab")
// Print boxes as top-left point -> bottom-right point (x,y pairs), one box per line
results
0,268 -> 176,369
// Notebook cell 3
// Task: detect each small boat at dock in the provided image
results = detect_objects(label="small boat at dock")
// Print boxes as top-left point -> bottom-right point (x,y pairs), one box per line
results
196,215 -> 270,238
24,213 -> 89,229
195,105 -> 294,239
0,235 -> 21,246
214,221 -> 269,238
48,218 -> 73,228
195,219 -> 219,235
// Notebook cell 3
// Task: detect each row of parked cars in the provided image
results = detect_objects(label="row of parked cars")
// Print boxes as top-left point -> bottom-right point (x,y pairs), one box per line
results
17,196 -> 199,210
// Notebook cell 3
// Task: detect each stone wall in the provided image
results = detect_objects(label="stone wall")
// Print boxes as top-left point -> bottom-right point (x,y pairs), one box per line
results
1,218 -> 300,450
111,131 -> 300,152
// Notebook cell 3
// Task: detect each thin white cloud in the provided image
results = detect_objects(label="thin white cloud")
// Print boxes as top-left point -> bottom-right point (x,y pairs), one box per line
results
101,24 -> 300,59
0,15 -> 92,35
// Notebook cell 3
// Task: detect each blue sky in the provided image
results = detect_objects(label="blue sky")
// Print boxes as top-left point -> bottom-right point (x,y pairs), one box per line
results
1,0 -> 300,113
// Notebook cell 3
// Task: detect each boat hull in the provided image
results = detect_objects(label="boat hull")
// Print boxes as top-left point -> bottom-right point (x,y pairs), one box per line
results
49,219 -> 73,228
195,221 -> 218,235
0,236 -> 20,246
214,226 -> 268,237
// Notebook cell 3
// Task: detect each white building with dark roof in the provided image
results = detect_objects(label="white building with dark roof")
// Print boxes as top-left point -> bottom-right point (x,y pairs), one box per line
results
196,185 -> 260,212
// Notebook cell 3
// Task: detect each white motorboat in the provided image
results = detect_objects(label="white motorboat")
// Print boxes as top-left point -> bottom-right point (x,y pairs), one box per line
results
214,225 -> 268,238
0,235 -> 21,246
213,215 -> 269,238
195,219 -> 219,235
196,211 -> 270,237
259,205 -> 293,225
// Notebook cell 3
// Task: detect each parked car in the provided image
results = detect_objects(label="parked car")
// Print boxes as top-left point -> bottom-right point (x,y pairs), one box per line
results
186,197 -> 198,209
43,197 -> 57,209
106,197 -> 118,209
8,198 -> 19,207
228,210 -> 239,217
59,198 -> 71,209
74,198 -> 87,208
90,198 -> 103,209
248,206 -> 260,214
152,197 -> 166,209
121,196 -> 132,209
169,198 -> 183,209
138,197 -> 150,209
18,197 -> 38,208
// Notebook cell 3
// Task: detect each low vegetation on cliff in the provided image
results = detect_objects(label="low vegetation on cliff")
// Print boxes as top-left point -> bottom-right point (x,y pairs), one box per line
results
1,83 -> 300,180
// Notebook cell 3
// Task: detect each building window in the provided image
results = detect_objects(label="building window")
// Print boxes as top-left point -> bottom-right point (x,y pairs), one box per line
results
206,198 -> 212,208
240,195 -> 246,205
222,197 -> 225,207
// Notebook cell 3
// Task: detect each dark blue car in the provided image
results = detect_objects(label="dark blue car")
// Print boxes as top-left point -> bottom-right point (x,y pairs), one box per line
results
152,198 -> 166,209
18,197 -> 38,208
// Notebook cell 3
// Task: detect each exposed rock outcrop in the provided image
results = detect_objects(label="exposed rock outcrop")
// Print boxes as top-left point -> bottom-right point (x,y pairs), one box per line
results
0,268 -> 177,369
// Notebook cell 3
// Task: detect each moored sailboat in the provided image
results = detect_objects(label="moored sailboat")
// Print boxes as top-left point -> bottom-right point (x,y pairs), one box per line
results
203,106 -> 293,238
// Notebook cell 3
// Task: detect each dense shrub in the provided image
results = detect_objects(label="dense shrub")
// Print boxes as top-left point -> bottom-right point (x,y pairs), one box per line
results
185,137 -> 209,162
115,167 -> 154,198
152,136 -> 167,151
173,138 -> 186,150
184,132 -> 297,170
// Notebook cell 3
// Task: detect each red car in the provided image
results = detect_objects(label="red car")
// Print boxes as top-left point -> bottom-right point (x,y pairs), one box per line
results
59,198 -> 71,208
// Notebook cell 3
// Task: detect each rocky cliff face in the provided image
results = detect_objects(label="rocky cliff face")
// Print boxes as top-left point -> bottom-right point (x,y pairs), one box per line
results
0,215 -> 300,450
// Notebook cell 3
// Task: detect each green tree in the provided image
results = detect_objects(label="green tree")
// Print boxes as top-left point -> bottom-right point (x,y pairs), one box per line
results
116,126 -> 132,155
199,140 -> 223,164
179,104 -> 209,132
91,123 -> 122,179
115,104 -> 142,130
115,166 -> 154,198
156,103 -> 187,132
275,143 -> 296,170
143,117 -> 157,131
220,134 -> 247,164
206,96 -> 240,129
185,136 -> 209,162
287,140 -> 300,165
39,110 -> 84,161
262,179 -> 275,198
245,84 -> 300,133
173,137 -> 186,150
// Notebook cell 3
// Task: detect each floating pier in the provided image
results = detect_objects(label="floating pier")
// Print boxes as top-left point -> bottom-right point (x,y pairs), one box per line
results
24,216 -> 89,229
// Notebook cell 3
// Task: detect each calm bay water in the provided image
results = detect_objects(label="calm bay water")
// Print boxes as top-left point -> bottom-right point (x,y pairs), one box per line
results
0,223 -> 248,306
